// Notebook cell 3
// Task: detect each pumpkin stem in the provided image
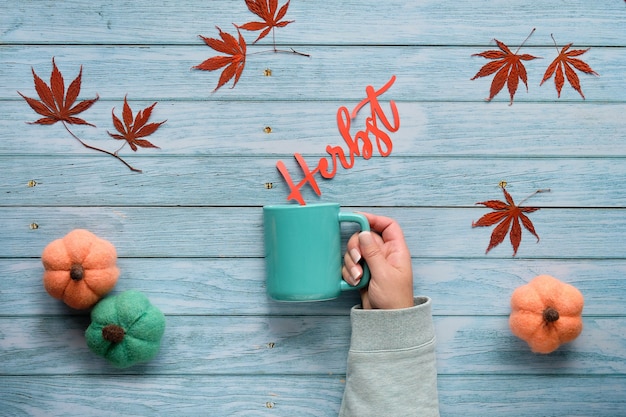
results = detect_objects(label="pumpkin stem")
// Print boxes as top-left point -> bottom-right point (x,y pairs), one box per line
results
102,324 -> 125,344
543,307 -> 560,323
70,264 -> 84,281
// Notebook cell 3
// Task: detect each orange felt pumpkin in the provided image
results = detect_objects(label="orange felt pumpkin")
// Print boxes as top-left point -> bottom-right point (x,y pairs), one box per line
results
41,229 -> 120,309
509,275 -> 584,354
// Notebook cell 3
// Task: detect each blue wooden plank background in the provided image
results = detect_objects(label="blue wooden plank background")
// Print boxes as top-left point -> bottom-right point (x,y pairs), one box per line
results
1,1 -> 625,416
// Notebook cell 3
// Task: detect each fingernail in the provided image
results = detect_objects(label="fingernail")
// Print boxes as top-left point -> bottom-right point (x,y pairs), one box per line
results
350,266 -> 362,282
350,248 -> 361,264
359,231 -> 373,246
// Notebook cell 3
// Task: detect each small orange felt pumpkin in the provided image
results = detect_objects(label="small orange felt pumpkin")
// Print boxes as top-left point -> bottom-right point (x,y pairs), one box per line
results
41,229 -> 120,309
509,275 -> 584,354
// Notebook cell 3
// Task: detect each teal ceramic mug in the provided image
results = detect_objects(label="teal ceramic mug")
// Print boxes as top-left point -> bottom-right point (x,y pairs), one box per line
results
264,203 -> 370,302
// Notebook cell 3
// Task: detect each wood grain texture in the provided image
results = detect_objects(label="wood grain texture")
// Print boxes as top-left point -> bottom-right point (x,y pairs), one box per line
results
2,45 -> 619,101
1,0 -> 625,415
2,258 -> 624,316
1,316 -> 624,376
2,156 -> 625,207
1,207 -> 625,258
437,376 -> 626,417
3,101 -> 625,157
1,375 -> 624,417
0,375 -> 345,417
2,0 -> 624,46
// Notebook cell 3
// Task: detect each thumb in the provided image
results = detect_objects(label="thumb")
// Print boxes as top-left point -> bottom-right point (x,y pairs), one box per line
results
358,231 -> 387,275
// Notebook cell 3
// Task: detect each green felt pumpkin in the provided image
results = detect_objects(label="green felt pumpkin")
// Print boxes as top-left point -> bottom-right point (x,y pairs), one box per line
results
85,290 -> 165,368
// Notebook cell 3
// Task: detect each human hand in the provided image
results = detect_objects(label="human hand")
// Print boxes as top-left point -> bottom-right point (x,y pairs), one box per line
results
342,212 -> 414,309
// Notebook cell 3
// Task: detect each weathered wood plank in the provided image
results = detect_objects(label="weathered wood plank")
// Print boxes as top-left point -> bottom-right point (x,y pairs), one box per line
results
2,258 -> 624,317
2,0 -> 625,46
438,375 -> 626,417
2,156 -> 626,208
0,258 -> 358,317
0,375 -> 345,417
2,45 -> 620,101
0,316 -> 624,376
1,207 -> 625,258
1,375 -> 624,417
2,101 -> 624,157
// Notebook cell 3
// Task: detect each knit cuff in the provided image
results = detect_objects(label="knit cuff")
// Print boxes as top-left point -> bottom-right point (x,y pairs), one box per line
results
349,296 -> 435,352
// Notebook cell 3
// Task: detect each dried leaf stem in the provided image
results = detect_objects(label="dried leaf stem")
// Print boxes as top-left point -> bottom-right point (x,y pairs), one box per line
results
250,48 -> 310,57
515,28 -> 536,54
269,27 -> 309,56
62,122 -> 142,173
550,33 -> 560,52
517,187 -> 551,206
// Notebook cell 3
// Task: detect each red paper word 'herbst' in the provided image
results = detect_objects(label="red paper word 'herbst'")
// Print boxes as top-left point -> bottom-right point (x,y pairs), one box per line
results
276,75 -> 400,205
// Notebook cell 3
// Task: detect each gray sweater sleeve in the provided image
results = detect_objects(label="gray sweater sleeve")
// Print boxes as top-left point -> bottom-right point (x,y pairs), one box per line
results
339,296 -> 440,417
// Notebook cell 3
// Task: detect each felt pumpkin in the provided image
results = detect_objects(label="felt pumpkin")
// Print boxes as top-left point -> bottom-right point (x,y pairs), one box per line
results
85,290 -> 166,368
509,274 -> 584,354
41,229 -> 120,309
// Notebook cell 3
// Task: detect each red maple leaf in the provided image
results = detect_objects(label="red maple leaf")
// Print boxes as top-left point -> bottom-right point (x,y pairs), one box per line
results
194,26 -> 247,92
18,57 -> 99,126
540,36 -> 599,99
471,30 -> 539,105
238,0 -> 294,45
472,185 -> 547,256
108,96 -> 165,152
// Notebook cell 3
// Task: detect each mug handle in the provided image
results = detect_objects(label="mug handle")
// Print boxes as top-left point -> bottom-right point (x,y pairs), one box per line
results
338,212 -> 371,291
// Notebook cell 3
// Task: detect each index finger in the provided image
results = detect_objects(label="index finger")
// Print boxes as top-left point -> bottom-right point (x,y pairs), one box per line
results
358,212 -> 406,244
